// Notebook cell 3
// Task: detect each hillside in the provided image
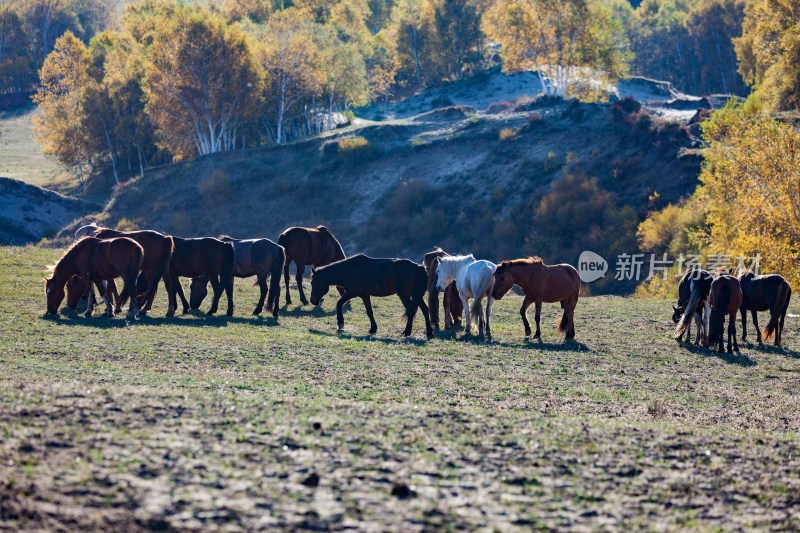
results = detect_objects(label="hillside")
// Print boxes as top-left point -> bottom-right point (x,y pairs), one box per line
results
75,93 -> 703,285
0,178 -> 93,245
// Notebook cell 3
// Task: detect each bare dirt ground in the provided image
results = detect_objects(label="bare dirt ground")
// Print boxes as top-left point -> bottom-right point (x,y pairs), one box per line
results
2,246 -> 800,531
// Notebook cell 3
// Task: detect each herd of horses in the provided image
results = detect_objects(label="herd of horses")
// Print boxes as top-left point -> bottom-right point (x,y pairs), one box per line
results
43,225 -> 581,340
43,224 -> 792,349
672,268 -> 792,352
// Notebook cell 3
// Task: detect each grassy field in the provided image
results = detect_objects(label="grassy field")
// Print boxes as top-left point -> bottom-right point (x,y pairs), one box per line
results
0,108 -> 71,190
1,245 -> 799,530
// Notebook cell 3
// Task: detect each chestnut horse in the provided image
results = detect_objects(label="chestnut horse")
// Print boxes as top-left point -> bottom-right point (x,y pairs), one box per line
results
278,225 -> 345,305
738,272 -> 792,346
167,237 -> 235,316
45,237 -> 143,319
76,226 -> 174,316
423,248 -> 463,330
190,236 -> 286,317
309,254 -> 433,339
492,257 -> 580,340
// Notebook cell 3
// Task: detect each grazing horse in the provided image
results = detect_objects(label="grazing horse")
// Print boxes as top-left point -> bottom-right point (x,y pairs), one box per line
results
738,272 -> 792,346
309,254 -> 433,339
277,225 -> 345,306
674,268 -> 713,343
66,275 -> 122,314
707,274 -> 743,353
492,257 -> 580,340
76,225 -> 174,316
423,248 -> 463,330
45,237 -> 143,319
672,268 -> 712,345
190,236 -> 286,318
167,237 -> 235,316
435,255 -> 497,338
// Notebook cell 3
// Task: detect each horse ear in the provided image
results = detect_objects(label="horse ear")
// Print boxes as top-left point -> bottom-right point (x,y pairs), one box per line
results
672,305 -> 677,311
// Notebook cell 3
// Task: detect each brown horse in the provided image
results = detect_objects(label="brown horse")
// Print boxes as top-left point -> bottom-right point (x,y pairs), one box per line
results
189,236 -> 285,317
277,225 -> 345,305
167,237 -> 235,316
76,226 -> 174,316
67,276 -> 122,314
738,271 -> 792,346
309,254 -> 434,339
707,274 -> 743,353
45,237 -> 143,319
423,248 -> 463,330
492,257 -> 580,340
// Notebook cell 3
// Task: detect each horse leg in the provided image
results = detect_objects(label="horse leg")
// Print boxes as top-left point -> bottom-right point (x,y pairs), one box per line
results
485,296 -> 494,339
224,275 -> 234,317
283,258 -> 292,305
175,280 -> 190,314
533,299 -> 543,339
295,263 -> 308,305
519,296 -> 534,337
336,291 -> 354,331
752,310 -> 762,343
100,281 -> 113,317
461,293 -> 471,335
740,309 -> 747,342
692,312 -> 701,344
254,274 -> 268,315
207,275 -> 223,315
362,295 -> 378,334
729,312 -> 738,353
418,298 -> 434,340
401,295 -> 418,337
82,275 -> 95,317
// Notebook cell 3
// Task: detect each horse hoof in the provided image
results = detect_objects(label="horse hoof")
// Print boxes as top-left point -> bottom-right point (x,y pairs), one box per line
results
369,329 -> 377,335
253,309 -> 261,316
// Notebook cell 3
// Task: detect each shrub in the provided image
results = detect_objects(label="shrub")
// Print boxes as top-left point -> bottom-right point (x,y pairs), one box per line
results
172,211 -> 193,235
115,217 -> 138,232
337,136 -> 369,152
198,169 -> 232,204
498,128 -> 517,141
543,151 -> 561,172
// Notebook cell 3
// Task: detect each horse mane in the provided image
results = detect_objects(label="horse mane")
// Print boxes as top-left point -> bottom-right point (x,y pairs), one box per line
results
48,237 -> 92,277
504,256 -> 544,266
738,269 -> 755,280
217,235 -> 235,242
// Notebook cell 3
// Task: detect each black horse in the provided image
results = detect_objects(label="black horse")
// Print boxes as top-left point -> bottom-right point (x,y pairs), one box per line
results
167,237 -> 235,317
190,236 -> 285,318
738,272 -> 792,346
673,268 -> 713,344
309,254 -> 434,339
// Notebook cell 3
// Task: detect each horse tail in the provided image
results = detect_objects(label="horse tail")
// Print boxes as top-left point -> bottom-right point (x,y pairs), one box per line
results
762,281 -> 791,341
674,280 -> 702,339
267,245 -> 286,313
708,284 -> 730,348
468,267 -> 494,317
222,242 -> 235,284
558,300 -> 570,335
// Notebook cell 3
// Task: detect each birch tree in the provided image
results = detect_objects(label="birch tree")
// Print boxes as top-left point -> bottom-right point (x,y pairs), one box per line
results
143,7 -> 262,159
483,0 -> 629,97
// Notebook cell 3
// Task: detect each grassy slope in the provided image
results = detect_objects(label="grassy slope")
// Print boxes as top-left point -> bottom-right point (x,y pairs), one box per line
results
2,246 -> 799,530
0,107 -> 70,190
81,100 -> 701,264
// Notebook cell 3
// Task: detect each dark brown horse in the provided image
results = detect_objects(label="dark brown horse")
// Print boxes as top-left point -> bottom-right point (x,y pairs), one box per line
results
423,248 -> 463,330
190,236 -> 285,317
492,257 -> 580,339
278,225 -> 345,305
738,272 -> 791,346
672,268 -> 713,345
76,226 -> 174,316
707,274 -> 743,353
45,237 -> 143,319
167,237 -> 235,316
67,276 -> 122,314
309,254 -> 434,339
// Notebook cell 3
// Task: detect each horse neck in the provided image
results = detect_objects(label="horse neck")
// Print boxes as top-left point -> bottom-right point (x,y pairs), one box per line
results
51,252 -> 78,288
441,257 -> 471,282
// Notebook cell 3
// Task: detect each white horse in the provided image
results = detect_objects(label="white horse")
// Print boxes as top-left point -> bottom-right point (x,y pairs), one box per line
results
435,254 -> 497,337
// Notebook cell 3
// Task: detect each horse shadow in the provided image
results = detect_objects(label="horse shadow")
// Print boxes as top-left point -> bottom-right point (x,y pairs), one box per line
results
524,337 -> 591,352
678,341 -> 757,367
748,343 -> 800,359
308,328 -> 430,346
279,304 -> 339,318
44,311 -> 278,328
